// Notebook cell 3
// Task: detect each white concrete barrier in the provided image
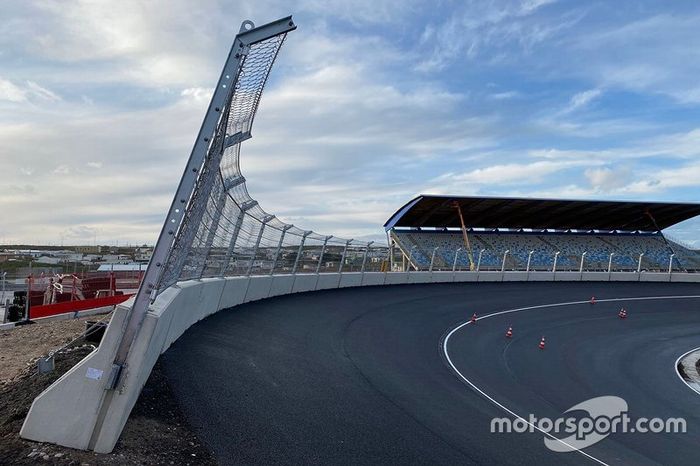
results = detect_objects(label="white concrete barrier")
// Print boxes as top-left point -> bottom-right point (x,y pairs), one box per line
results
21,270 -> 700,453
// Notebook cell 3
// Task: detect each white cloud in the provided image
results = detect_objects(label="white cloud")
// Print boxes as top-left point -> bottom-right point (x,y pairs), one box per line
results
0,78 -> 27,102
0,77 -> 61,103
567,88 -> 602,112
584,166 -> 630,192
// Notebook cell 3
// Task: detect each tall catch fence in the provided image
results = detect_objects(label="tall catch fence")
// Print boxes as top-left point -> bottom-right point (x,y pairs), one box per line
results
110,17 -> 386,386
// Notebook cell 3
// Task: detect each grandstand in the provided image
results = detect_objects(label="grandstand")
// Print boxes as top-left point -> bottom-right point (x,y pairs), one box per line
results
384,195 -> 700,272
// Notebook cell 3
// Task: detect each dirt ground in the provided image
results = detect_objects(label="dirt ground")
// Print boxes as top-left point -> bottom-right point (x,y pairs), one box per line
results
0,316 -> 217,465
0,317 -> 96,384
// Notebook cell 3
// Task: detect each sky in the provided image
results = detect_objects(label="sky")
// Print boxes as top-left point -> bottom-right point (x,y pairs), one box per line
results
1,0 -> 699,247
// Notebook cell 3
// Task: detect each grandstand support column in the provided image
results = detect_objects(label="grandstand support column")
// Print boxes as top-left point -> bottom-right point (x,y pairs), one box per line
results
501,250 -> 509,272
316,236 -> 332,274
579,252 -> 587,274
552,251 -> 560,273
477,249 -> 485,272
361,241 -> 374,273
246,215 -> 274,276
452,248 -> 462,272
637,253 -> 644,274
338,240 -> 352,273
270,224 -> 293,274
429,247 -> 439,272
292,231 -> 312,274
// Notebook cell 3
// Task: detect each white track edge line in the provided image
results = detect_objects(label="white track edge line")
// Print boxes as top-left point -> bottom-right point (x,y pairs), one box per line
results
443,294 -> 700,466
674,346 -> 700,395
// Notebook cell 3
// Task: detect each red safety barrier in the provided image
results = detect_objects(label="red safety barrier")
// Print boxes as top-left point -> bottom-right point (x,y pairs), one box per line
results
29,294 -> 134,319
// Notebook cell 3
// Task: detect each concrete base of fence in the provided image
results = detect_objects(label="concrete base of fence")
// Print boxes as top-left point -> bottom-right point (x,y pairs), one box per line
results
20,270 -> 700,453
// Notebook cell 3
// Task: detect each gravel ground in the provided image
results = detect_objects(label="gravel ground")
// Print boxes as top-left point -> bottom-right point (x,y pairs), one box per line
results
0,316 -> 216,465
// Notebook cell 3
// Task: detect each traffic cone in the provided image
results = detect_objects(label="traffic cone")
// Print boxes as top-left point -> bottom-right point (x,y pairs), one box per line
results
470,312 -> 477,324
590,296 -> 596,305
618,308 -> 627,319
505,327 -> 513,338
538,336 -> 546,350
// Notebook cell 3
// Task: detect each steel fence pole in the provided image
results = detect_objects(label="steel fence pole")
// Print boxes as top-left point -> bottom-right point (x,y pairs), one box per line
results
220,200 -> 257,276
316,236 -> 332,273
361,241 -> 374,273
476,249 -> 485,272
338,240 -> 352,273
246,215 -> 274,276
429,247 -> 439,272
452,248 -> 462,272
292,231 -> 311,274
668,253 -> 675,275
270,224 -> 293,275
501,250 -> 509,272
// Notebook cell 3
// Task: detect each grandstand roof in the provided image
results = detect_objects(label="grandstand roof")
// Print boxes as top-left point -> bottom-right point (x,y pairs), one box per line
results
384,195 -> 700,231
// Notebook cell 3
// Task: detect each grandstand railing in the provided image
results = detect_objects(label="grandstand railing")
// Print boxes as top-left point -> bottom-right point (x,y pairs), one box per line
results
390,245 -> 685,274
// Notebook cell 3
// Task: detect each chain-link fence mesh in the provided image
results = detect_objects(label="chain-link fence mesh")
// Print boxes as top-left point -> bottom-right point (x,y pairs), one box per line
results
155,29 -> 388,296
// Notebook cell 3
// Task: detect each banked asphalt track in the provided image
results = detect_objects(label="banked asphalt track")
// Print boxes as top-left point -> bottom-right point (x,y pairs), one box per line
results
161,282 -> 700,465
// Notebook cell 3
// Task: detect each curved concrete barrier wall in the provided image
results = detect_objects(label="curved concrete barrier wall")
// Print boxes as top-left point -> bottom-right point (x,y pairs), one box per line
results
20,270 -> 700,452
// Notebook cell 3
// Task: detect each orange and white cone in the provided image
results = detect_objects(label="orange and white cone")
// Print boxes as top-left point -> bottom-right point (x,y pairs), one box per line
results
538,336 -> 546,350
590,296 -> 596,305
618,308 -> 627,319
505,327 -> 513,338
470,313 -> 477,324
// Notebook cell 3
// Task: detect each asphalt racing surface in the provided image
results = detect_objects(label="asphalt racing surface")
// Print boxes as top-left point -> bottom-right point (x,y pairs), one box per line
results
161,282 -> 700,465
